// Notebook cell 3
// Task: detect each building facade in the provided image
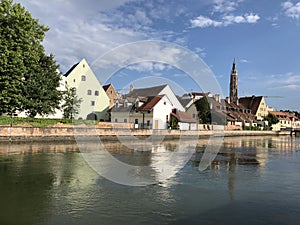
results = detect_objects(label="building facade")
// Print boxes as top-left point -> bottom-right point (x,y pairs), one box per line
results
64,58 -> 110,120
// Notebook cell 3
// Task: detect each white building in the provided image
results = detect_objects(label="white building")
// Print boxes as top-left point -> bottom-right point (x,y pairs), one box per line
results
111,95 -> 173,129
126,84 -> 185,112
111,84 -> 198,130
64,58 -> 110,120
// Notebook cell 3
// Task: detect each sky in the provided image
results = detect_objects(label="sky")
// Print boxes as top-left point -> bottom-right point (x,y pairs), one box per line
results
15,0 -> 300,111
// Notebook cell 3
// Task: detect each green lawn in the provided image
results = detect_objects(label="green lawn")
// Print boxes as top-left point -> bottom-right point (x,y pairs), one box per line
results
0,116 -> 97,128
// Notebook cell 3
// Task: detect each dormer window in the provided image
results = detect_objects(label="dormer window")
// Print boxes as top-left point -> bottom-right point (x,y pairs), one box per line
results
81,75 -> 86,81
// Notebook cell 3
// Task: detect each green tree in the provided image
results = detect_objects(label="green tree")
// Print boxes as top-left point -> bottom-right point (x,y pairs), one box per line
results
62,86 -> 82,119
0,0 -> 61,116
24,54 -> 62,117
264,113 -> 279,129
195,97 -> 211,124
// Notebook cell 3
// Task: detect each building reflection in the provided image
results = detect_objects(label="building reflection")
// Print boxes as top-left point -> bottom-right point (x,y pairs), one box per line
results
191,136 -> 300,201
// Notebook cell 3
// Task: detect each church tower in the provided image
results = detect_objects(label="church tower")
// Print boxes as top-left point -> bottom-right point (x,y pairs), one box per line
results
229,59 -> 238,105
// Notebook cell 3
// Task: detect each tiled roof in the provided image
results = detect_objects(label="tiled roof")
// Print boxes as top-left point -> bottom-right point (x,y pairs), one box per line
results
269,111 -> 299,120
126,84 -> 167,98
139,96 -> 163,111
177,96 -> 192,108
126,97 -> 136,103
64,62 -> 79,77
111,105 -> 133,113
239,96 -> 263,114
171,111 -> 197,123
115,98 -> 125,104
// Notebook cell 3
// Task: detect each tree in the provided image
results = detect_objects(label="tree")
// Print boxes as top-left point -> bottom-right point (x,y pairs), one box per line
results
62,86 -> 82,119
264,113 -> 279,129
24,54 -> 62,117
195,97 -> 211,124
0,0 -> 61,116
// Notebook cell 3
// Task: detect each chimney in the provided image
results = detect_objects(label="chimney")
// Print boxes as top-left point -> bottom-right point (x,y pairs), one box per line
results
214,94 -> 221,103
226,97 -> 230,104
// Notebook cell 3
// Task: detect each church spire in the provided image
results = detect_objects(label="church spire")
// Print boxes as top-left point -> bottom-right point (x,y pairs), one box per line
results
232,58 -> 236,72
229,58 -> 238,105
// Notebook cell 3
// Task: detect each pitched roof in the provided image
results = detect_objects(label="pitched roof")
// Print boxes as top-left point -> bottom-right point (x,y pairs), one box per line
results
177,96 -> 192,108
171,111 -> 197,123
64,62 -> 79,77
126,84 -> 167,98
269,111 -> 299,120
239,96 -> 263,114
111,105 -> 133,113
138,96 -> 163,111
102,84 -> 111,92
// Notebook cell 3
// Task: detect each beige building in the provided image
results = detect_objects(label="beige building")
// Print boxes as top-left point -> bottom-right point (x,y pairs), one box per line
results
103,84 -> 119,109
239,96 -> 269,121
64,58 -> 110,120
269,111 -> 299,131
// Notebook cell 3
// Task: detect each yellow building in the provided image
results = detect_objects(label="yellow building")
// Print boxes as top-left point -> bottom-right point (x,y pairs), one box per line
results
239,96 -> 269,121
64,58 -> 110,121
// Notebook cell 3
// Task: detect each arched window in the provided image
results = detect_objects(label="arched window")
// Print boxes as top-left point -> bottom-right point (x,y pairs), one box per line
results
81,75 -> 86,81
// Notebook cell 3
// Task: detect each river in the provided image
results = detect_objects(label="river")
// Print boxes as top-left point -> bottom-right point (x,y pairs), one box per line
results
0,135 -> 299,225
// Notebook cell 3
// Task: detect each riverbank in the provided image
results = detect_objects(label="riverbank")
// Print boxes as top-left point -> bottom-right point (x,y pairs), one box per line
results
0,125 -> 290,142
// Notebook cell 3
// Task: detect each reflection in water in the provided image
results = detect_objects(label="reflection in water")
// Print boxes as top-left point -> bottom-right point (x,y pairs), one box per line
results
0,136 -> 299,225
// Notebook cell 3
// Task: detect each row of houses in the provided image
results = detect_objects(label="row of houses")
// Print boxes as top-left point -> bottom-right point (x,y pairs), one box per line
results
10,58 -> 299,131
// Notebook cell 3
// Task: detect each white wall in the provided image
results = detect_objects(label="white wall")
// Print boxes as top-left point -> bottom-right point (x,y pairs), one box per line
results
159,85 -> 185,112
153,95 -> 173,129
65,59 -> 110,120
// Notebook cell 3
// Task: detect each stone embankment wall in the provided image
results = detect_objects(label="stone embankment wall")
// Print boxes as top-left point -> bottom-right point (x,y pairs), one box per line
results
0,124 -> 282,142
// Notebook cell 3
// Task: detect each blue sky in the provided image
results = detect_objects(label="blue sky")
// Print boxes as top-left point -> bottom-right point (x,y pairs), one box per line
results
16,0 -> 300,111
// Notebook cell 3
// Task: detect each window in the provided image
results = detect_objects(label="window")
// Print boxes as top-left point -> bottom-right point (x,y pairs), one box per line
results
83,64 -> 85,68
81,75 -> 86,81
193,114 -> 196,118
95,90 -> 99,96
124,119 -> 127,123
115,118 -> 118,122
135,119 -> 138,124
91,101 -> 95,106
87,90 -> 92,95
72,88 -> 76,95
73,79 -> 76,83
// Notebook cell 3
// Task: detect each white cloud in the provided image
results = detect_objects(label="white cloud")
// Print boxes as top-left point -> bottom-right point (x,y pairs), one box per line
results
127,62 -> 172,73
245,13 -> 260,23
15,0 -> 155,73
240,59 -> 250,63
268,73 -> 300,90
282,1 -> 300,19
191,13 -> 260,28
213,0 -> 240,13
190,15 -> 222,28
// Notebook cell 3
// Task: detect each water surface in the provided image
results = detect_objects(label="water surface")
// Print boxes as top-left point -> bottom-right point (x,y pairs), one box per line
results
0,136 -> 299,225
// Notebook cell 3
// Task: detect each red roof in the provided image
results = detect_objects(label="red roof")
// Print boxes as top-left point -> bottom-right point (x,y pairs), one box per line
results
138,96 -> 163,111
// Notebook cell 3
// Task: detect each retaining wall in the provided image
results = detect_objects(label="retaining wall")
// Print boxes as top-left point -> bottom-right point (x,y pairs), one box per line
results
0,125 -> 282,142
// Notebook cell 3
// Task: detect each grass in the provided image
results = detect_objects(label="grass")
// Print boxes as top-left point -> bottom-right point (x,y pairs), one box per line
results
0,116 -> 98,128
